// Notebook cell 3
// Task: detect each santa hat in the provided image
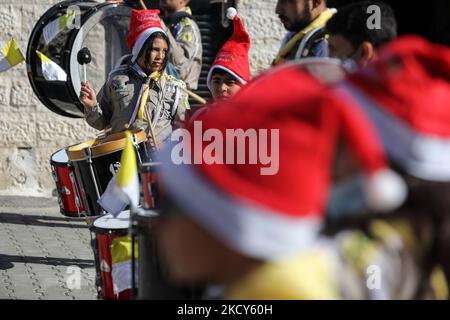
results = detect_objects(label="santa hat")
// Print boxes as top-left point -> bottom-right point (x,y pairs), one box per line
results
207,8 -> 251,90
158,65 -> 406,260
338,35 -> 450,181
126,9 -> 165,63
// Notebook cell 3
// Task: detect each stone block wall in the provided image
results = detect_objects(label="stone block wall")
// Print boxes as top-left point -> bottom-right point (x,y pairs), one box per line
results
0,0 -> 285,195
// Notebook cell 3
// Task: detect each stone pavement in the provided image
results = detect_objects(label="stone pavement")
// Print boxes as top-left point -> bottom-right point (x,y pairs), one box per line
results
0,196 -> 98,300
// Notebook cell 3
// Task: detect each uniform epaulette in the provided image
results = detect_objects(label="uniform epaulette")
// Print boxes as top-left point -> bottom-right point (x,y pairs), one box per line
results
180,17 -> 191,27
108,65 -> 131,79
166,75 -> 187,88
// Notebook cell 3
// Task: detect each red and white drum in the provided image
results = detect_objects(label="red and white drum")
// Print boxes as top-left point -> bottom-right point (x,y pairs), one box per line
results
50,147 -> 85,217
90,210 -> 134,300
139,162 -> 163,210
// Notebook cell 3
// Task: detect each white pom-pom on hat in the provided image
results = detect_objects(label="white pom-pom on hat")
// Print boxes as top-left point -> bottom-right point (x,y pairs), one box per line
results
364,169 -> 408,213
227,7 -> 238,20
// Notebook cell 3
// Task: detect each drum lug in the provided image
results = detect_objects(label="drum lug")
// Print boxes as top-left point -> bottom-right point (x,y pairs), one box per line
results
62,186 -> 71,196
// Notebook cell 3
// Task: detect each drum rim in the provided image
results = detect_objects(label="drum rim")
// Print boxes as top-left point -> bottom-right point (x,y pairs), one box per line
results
50,147 -> 71,166
26,1 -> 132,119
91,130 -> 147,158
139,162 -> 162,173
26,0 -> 100,118
67,139 -> 96,161
90,212 -> 131,234
90,225 -> 129,235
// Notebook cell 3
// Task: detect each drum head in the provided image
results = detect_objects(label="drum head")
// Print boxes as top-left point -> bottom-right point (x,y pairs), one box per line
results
51,148 -> 69,165
27,0 -> 131,118
93,210 -> 130,232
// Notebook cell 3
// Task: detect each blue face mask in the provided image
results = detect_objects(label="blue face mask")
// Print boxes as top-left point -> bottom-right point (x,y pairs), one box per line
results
342,58 -> 359,72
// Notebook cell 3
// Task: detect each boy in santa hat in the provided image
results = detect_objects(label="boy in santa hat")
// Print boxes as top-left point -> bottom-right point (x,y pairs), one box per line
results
153,62 -> 406,299
80,9 -> 190,148
188,7 -> 250,124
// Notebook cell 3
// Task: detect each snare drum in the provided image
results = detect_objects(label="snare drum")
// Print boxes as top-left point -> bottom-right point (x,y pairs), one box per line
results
50,147 -> 85,217
90,210 -> 134,300
68,130 -> 149,216
139,162 -> 163,210
134,210 -> 204,300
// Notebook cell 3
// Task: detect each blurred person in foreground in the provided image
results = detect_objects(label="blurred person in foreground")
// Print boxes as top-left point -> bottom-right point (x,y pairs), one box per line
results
153,61 -> 406,299
328,35 -> 450,299
325,0 -> 397,69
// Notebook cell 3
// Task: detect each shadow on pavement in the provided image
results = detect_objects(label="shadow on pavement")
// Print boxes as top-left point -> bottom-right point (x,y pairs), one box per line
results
0,212 -> 90,229
0,254 -> 94,270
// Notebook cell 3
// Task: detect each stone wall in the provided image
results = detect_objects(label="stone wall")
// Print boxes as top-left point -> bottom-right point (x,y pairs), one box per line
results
0,0 -> 285,195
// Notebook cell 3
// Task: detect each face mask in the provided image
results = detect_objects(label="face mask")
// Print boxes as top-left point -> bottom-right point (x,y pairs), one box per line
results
342,58 -> 359,72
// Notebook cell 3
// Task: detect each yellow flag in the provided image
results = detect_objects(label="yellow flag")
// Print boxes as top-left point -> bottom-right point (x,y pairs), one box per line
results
36,50 -> 67,81
0,39 -> 25,73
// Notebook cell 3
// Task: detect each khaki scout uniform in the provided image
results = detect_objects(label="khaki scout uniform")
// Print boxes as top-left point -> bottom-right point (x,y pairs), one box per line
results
84,66 -> 190,144
166,12 -> 202,90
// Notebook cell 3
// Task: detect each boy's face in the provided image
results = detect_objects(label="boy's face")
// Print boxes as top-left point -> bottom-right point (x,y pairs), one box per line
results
328,34 -> 377,67
328,34 -> 358,61
210,72 -> 243,101
160,0 -> 186,16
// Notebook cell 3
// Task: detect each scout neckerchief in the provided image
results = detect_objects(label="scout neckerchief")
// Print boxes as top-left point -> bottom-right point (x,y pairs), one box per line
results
273,8 -> 336,65
128,63 -> 162,127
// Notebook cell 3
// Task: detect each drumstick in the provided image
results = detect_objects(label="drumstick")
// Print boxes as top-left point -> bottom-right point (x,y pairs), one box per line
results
139,0 -> 147,9
183,88 -> 208,105
145,107 -> 160,151
95,127 -> 112,137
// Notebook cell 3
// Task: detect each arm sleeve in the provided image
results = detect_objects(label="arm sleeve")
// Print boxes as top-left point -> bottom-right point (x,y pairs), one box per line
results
167,21 -> 200,71
84,83 -> 112,130
173,89 -> 191,128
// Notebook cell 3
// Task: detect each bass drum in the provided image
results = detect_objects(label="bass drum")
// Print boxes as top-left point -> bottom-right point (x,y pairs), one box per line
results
26,0 -> 132,118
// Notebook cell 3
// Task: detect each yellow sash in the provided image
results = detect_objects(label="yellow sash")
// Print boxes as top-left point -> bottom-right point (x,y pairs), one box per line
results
274,8 -> 336,65
137,71 -> 161,120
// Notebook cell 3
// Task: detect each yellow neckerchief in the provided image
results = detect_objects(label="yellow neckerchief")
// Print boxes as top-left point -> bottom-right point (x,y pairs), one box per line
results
225,249 -> 339,300
274,8 -> 336,65
185,6 -> 192,15
137,71 -> 162,120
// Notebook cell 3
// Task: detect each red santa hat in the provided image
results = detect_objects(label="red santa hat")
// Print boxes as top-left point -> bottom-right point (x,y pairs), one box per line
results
158,65 -> 406,260
126,9 -> 165,63
338,35 -> 450,181
207,8 -> 251,90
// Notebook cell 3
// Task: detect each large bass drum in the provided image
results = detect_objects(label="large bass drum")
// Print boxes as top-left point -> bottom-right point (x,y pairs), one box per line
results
26,0 -> 132,118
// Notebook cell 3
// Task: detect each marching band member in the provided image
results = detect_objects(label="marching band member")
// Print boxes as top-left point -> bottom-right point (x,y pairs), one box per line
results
160,0 -> 203,90
80,9 -> 190,148
333,36 -> 450,297
326,0 -> 397,69
154,64 -> 405,299
273,0 -> 337,65
189,8 -> 251,123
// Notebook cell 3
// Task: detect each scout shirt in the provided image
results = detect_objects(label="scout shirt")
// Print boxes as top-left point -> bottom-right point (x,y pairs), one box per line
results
84,64 -> 190,144
165,8 -> 202,90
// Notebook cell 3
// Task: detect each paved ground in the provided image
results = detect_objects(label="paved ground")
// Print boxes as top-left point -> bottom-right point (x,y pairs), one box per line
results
0,196 -> 98,300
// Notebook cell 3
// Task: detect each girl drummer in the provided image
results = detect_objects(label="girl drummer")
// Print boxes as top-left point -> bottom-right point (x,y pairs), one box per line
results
79,9 -> 189,148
